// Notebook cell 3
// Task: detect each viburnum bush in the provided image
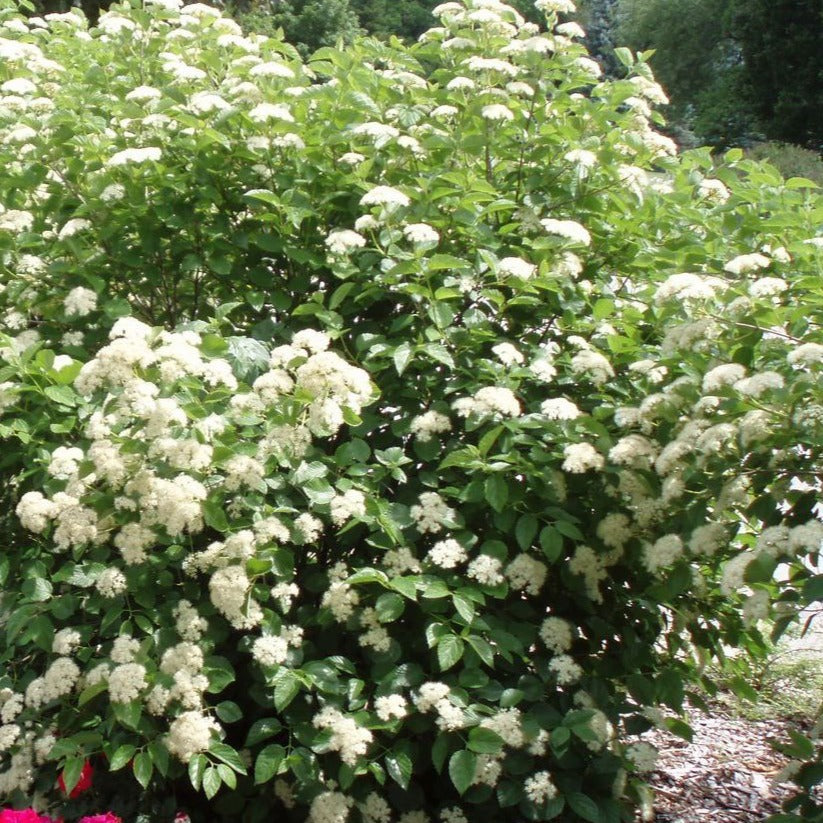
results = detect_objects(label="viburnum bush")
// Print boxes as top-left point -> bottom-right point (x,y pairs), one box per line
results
0,0 -> 821,821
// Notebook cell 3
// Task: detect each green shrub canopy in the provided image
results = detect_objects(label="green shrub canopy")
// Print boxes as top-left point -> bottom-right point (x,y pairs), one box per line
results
0,0 -> 820,821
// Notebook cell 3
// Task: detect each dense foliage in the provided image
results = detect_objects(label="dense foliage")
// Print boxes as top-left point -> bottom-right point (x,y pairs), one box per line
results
0,1 -> 821,822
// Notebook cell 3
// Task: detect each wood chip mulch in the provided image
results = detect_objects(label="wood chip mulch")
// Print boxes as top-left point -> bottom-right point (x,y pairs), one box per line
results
643,709 -> 809,822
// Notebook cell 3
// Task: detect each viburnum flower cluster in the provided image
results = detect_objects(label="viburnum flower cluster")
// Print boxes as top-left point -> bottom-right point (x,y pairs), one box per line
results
0,0 -> 820,819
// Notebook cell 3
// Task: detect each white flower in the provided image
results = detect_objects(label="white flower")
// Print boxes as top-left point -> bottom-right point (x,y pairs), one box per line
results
108,663 -> 147,702
452,386 -> 521,419
541,218 -> 591,245
492,342 -> 524,366
427,538 -> 467,569
787,342 -> 823,367
249,61 -> 295,79
126,85 -> 162,102
540,616 -> 573,653
540,398 -> 581,420
548,654 -> 582,684
467,554 -> 504,586
360,185 -> 411,208
410,410 -> 452,441
724,252 -> 770,275
410,492 -> 454,534
497,256 -> 536,279
64,286 -> 97,317
166,711 -> 220,763
375,694 -> 408,722
248,102 -> 294,123
749,277 -> 787,298
702,363 -> 746,393
96,567 -> 127,598
506,554 -> 547,594
326,229 -> 366,255
403,223 -> 440,245
524,771 -> 558,803
481,103 -> 514,121
107,147 -> 162,167
643,534 -> 683,573
562,442 -> 603,473
313,706 -> 373,765
446,76 -> 476,91
58,218 -> 91,239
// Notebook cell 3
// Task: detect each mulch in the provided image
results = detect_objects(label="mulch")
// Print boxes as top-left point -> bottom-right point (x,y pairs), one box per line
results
643,708 -> 807,822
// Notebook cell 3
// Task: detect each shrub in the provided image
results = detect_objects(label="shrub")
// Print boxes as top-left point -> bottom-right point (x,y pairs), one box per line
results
747,141 -> 823,188
0,0 -> 820,822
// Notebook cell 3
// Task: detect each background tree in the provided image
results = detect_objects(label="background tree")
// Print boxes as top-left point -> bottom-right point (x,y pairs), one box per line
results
729,0 -> 823,150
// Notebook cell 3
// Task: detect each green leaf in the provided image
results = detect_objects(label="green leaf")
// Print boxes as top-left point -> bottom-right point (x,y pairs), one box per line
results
468,727 -> 504,754
210,741 -> 248,774
375,592 -> 405,622
133,751 -> 153,789
188,753 -> 207,790
393,342 -> 413,375
254,744 -> 285,784
539,526 -> 563,562
437,635 -> 464,671
449,750 -> 477,795
452,593 -> 475,623
274,669 -> 301,711
60,757 -> 85,795
566,792 -> 600,822
802,575 -> 823,603
44,385 -> 77,407
385,748 -> 413,789
215,701 -> 243,723
467,635 -> 494,667
216,764 -> 237,789
202,765 -> 221,800
515,515 -> 538,551
109,744 -> 136,771
484,474 -> 508,512
432,734 -> 450,773
245,717 -> 282,747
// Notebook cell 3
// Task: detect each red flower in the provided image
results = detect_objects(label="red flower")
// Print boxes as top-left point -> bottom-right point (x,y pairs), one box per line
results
57,761 -> 93,798
78,814 -> 121,823
0,810 -> 60,823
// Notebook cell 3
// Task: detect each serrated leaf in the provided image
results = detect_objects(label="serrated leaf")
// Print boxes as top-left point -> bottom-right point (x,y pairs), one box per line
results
202,765 -> 221,799
393,342 -> 413,375
274,670 -> 301,710
385,748 -> 413,789
188,753 -> 207,790
484,474 -> 508,512
449,750 -> 477,795
254,744 -> 285,784
437,635 -> 464,671
566,792 -> 600,822
468,727 -> 504,754
452,593 -> 475,623
60,757 -> 85,795
215,700 -> 243,723
133,751 -> 153,789
109,744 -> 136,771
245,717 -> 282,747
210,741 -> 247,774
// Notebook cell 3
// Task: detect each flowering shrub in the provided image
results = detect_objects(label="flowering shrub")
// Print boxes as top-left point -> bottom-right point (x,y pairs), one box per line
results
0,0 -> 821,821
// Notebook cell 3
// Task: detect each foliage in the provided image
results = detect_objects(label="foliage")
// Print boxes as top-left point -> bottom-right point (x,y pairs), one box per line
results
747,143 -> 823,190
0,1 -> 821,822
231,0 -> 361,59
729,0 -> 823,150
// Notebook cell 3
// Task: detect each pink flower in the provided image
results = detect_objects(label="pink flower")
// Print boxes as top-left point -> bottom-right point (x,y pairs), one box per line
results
78,816 -> 121,823
0,810 -> 60,823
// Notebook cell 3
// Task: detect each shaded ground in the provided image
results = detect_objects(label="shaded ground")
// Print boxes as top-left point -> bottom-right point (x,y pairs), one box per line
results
645,709 -> 801,822
645,617 -> 823,822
